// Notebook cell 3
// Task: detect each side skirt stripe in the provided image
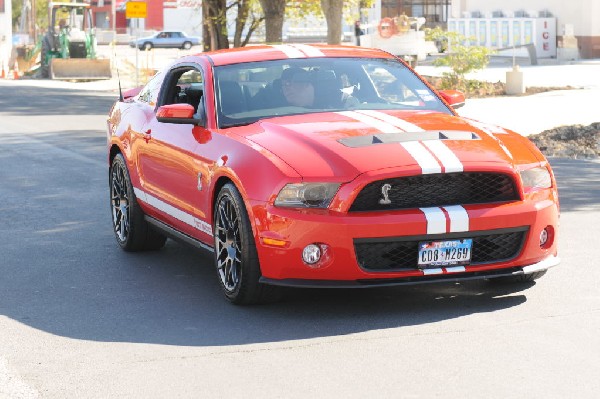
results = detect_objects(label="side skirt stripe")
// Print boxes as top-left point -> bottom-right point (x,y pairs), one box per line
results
133,187 -> 213,237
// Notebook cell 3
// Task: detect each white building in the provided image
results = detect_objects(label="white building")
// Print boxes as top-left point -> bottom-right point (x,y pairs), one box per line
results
450,0 -> 600,58
368,0 -> 599,58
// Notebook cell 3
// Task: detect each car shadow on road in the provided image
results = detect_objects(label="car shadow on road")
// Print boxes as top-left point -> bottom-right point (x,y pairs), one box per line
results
0,128 -> 546,348
2,236 -> 534,347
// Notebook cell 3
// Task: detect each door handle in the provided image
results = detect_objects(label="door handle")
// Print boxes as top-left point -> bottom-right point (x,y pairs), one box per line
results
143,129 -> 151,143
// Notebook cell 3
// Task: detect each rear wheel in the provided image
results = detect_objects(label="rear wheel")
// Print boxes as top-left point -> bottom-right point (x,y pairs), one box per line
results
213,183 -> 281,305
142,42 -> 153,51
109,154 -> 166,251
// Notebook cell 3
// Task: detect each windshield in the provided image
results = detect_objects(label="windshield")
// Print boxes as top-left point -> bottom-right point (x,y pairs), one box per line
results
213,57 -> 451,128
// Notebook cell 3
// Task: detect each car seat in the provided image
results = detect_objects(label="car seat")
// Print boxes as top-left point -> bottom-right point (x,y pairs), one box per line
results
219,81 -> 246,115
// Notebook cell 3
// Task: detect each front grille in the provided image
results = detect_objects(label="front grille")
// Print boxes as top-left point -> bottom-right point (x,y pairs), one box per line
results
350,172 -> 518,212
354,228 -> 527,271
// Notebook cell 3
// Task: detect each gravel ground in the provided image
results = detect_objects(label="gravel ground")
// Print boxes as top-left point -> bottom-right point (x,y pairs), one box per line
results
529,122 -> 600,160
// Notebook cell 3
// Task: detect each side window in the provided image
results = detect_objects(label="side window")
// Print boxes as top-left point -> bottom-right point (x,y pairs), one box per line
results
160,67 -> 205,119
138,71 -> 164,107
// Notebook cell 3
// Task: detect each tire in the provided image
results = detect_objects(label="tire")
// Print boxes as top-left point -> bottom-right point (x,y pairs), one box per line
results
489,270 -> 547,284
213,183 -> 281,305
143,42 -> 153,51
182,41 -> 192,50
109,153 -> 166,251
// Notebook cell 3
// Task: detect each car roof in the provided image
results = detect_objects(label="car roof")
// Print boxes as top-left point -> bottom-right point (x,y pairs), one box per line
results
201,44 -> 396,67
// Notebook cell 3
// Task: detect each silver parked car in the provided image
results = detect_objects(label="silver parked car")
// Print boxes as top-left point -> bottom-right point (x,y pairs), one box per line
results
130,31 -> 201,50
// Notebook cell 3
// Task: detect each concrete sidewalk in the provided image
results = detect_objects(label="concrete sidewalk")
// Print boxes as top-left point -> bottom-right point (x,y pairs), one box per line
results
416,59 -> 600,136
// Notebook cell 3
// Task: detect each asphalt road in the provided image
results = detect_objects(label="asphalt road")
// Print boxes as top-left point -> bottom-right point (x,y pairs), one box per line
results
0,81 -> 599,398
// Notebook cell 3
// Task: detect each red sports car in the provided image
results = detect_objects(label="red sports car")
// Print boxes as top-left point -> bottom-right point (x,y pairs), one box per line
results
107,44 -> 560,304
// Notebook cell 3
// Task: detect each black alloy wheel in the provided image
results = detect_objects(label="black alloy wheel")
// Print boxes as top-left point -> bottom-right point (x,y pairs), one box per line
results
109,154 -> 166,251
214,183 -> 281,304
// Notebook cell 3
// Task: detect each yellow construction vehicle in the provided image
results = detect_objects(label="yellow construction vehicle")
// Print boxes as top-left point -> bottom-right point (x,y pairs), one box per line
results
40,2 -> 112,80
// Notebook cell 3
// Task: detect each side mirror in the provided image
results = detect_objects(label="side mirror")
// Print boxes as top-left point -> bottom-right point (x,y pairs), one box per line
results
438,90 -> 466,109
156,103 -> 202,125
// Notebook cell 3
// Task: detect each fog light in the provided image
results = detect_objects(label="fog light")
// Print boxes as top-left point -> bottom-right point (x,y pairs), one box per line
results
302,244 -> 321,265
540,228 -> 549,247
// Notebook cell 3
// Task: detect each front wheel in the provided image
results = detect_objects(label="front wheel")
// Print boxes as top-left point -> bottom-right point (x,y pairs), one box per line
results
109,154 -> 166,251
182,41 -> 192,50
213,183 -> 281,304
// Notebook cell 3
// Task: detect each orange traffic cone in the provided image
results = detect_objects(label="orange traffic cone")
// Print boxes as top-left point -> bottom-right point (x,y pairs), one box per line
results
12,60 -> 20,79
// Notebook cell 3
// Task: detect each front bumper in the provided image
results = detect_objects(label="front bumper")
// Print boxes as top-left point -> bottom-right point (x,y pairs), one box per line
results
260,255 -> 560,288
251,188 -> 559,282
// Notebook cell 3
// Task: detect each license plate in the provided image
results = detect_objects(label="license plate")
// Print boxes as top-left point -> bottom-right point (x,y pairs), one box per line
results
418,238 -> 472,268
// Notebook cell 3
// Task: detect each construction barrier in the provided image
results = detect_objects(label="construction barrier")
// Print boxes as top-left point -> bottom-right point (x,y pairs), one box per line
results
12,60 -> 21,79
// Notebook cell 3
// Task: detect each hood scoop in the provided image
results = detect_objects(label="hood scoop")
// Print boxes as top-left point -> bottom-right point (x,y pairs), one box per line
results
339,130 -> 480,148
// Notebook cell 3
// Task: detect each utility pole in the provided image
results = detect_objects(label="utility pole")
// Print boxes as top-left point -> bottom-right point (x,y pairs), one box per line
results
31,0 -> 36,42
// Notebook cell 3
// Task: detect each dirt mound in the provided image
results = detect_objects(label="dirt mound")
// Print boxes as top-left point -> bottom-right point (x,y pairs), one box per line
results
529,122 -> 600,159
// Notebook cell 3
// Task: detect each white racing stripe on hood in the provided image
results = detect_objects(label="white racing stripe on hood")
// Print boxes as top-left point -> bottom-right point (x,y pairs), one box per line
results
400,141 -> 442,174
422,140 -> 464,173
355,110 -> 424,132
339,111 -> 471,235
272,44 -> 305,58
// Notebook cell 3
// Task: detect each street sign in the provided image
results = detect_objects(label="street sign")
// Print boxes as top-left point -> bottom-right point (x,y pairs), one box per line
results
126,1 -> 147,19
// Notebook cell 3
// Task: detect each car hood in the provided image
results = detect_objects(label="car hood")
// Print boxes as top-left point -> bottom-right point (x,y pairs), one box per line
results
240,110 -> 538,180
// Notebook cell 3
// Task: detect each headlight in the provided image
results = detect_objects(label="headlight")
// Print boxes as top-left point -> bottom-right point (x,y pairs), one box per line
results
274,183 -> 340,208
520,167 -> 552,189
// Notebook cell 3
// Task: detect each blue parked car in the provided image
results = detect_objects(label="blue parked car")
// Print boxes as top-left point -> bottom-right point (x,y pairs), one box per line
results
130,31 -> 201,50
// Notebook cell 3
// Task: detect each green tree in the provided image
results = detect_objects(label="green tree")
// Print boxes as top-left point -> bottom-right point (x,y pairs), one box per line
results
203,0 -> 265,50
286,0 -> 373,45
12,0 -> 49,36
203,0 -> 229,51
425,27 -> 494,91
232,0 -> 264,48
320,0 -> 343,44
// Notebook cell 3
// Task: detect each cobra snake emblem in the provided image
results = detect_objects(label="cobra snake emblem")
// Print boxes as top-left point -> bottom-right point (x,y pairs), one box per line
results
379,183 -> 392,205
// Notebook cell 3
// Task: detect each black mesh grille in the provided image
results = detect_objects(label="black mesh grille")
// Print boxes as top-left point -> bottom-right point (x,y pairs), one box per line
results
350,173 -> 518,212
354,229 -> 527,271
